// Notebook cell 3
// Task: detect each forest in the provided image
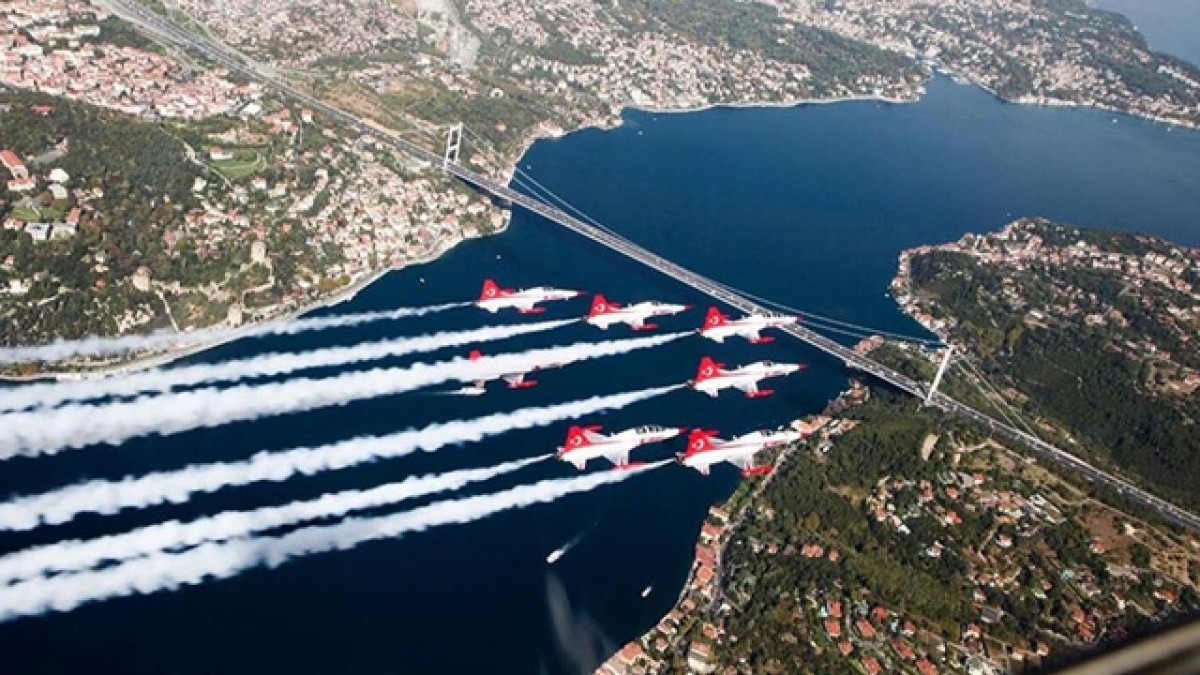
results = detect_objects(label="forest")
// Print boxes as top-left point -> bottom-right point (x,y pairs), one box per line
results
906,231 -> 1200,511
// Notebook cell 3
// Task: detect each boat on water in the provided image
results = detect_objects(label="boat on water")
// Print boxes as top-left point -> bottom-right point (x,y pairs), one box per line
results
546,547 -> 566,564
641,586 -> 652,598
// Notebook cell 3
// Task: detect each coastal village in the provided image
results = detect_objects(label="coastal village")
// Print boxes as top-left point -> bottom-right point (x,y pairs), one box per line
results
147,0 -> 929,162
892,218 -> 1200,397
597,366 -> 1200,675
461,0 -> 913,116
0,0 -> 501,365
770,0 -> 1200,129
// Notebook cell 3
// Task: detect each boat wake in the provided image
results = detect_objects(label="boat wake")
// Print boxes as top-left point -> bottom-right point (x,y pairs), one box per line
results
545,520 -> 600,565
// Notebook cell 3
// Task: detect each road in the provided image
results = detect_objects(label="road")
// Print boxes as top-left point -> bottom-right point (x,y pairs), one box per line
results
100,0 -> 1200,534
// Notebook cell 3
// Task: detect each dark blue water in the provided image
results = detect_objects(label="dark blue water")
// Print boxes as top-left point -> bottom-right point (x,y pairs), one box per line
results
1,77 -> 1198,674
1095,0 -> 1200,67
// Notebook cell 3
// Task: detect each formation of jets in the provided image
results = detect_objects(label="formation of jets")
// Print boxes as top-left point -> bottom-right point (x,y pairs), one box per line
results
469,278 -> 813,478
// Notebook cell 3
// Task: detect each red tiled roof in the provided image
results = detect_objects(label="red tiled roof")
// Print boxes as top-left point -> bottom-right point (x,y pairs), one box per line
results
618,643 -> 643,663
0,149 -> 23,170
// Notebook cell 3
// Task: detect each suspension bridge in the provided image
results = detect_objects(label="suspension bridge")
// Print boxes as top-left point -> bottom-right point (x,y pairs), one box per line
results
101,0 -> 1200,533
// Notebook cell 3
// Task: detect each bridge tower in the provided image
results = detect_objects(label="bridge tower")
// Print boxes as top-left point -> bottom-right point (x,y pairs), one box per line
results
443,123 -> 463,171
925,345 -> 954,405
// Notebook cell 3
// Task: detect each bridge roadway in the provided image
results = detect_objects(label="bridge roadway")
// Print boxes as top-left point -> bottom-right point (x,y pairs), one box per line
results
105,0 -> 1200,533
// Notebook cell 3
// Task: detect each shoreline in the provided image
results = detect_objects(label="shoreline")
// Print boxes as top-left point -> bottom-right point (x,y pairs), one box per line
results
595,386 -> 863,675
0,223 -> 496,382
0,266 -> 385,383
972,80 -> 1200,132
625,90 -> 922,118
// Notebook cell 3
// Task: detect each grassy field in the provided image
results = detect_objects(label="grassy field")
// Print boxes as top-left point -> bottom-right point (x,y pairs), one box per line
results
9,204 -> 65,222
211,148 -> 265,180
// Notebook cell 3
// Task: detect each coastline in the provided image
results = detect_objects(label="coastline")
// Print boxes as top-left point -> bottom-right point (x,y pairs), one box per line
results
595,385 -> 865,675
974,81 -> 1200,132
625,90 -> 921,119
0,266 -> 386,383
0,219 -> 503,382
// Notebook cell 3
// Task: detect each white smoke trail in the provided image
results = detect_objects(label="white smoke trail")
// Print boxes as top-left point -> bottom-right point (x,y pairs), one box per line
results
0,320 -> 574,413
0,333 -> 686,459
0,463 -> 666,622
0,385 -> 679,531
0,455 -> 548,585
265,303 -> 467,335
0,302 -> 467,365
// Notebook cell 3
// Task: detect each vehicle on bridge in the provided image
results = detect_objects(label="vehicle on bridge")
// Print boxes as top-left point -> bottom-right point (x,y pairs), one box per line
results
556,424 -> 684,470
475,278 -> 582,314
699,306 -> 798,344
677,428 -> 802,476
689,356 -> 805,399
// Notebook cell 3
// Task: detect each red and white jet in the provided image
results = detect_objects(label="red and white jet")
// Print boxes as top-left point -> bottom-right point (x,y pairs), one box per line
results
453,349 -> 557,395
699,306 -> 798,344
475,279 -> 582,314
678,428 -> 802,476
690,356 -> 804,398
556,424 -> 684,470
584,294 -> 690,331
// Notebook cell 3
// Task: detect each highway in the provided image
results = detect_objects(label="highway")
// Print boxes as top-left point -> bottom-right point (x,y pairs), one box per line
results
101,0 -> 1200,534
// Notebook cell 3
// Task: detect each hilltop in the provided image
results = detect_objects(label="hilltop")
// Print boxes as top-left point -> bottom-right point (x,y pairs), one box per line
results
893,218 -> 1200,511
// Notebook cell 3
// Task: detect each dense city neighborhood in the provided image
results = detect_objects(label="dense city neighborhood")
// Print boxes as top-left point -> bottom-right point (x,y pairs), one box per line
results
0,0 -> 500,367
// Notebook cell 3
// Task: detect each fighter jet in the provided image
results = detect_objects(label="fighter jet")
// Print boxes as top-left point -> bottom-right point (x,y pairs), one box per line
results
475,279 -> 582,314
584,294 -> 689,331
556,424 -> 684,470
689,356 -> 804,398
678,428 -> 802,476
453,349 -> 558,395
699,306 -> 797,344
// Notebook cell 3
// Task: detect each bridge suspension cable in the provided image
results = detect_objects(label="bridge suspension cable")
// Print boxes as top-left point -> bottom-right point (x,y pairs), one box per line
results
952,362 -> 1025,431
460,125 -> 943,348
953,356 -> 1040,439
963,357 -> 1041,438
